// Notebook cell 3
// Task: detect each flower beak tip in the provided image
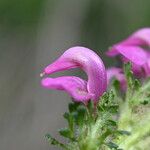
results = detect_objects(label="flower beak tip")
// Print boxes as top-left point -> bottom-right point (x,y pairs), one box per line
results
40,72 -> 46,77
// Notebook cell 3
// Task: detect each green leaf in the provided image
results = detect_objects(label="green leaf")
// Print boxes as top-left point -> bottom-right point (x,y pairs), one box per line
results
123,62 -> 133,88
63,112 -> 74,134
68,103 -> 76,113
109,90 -> 115,100
63,112 -> 70,121
113,79 -> 121,92
87,100 -> 94,113
140,99 -> 149,105
107,104 -> 119,114
124,62 -> 132,76
134,79 -> 141,90
68,102 -> 80,113
58,128 -> 71,139
76,105 -> 87,126
107,119 -> 117,127
106,141 -> 119,149
117,130 -> 131,136
87,100 -> 95,123
98,91 -> 118,114
71,111 -> 78,122
45,134 -> 66,149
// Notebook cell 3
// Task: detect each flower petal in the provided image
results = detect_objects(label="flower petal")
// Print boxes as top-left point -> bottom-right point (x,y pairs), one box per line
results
114,45 -> 147,65
107,67 -> 126,90
124,28 -> 150,46
44,60 -> 78,74
113,28 -> 150,47
106,28 -> 150,57
41,76 -> 94,102
106,46 -> 120,57
42,46 -> 107,101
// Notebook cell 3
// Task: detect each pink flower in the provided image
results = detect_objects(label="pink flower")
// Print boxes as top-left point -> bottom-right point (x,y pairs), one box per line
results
106,28 -> 150,77
107,67 -> 126,90
41,46 -> 107,102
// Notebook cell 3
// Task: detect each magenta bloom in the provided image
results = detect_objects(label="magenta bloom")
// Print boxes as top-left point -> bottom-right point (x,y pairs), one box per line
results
107,67 -> 126,90
41,46 -> 107,102
106,28 -> 150,77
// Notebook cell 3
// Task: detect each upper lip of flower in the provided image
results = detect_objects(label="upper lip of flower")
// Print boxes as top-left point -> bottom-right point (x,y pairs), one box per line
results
106,28 -> 150,56
112,45 -> 148,65
41,46 -> 107,102
106,28 -> 150,77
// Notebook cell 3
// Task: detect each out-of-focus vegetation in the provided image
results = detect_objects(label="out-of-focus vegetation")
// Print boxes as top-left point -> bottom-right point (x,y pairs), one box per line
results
0,0 -> 150,150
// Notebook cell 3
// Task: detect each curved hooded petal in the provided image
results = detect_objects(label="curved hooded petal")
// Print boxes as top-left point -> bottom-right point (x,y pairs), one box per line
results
42,76 -> 94,101
106,28 -> 150,56
123,28 -> 150,46
114,45 -> 147,65
106,28 -> 150,78
41,46 -> 107,102
107,67 -> 126,90
107,45 -> 148,77
106,46 -> 119,57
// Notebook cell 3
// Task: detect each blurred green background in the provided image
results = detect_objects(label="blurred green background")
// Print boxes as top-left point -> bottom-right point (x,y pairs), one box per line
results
0,0 -> 150,149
